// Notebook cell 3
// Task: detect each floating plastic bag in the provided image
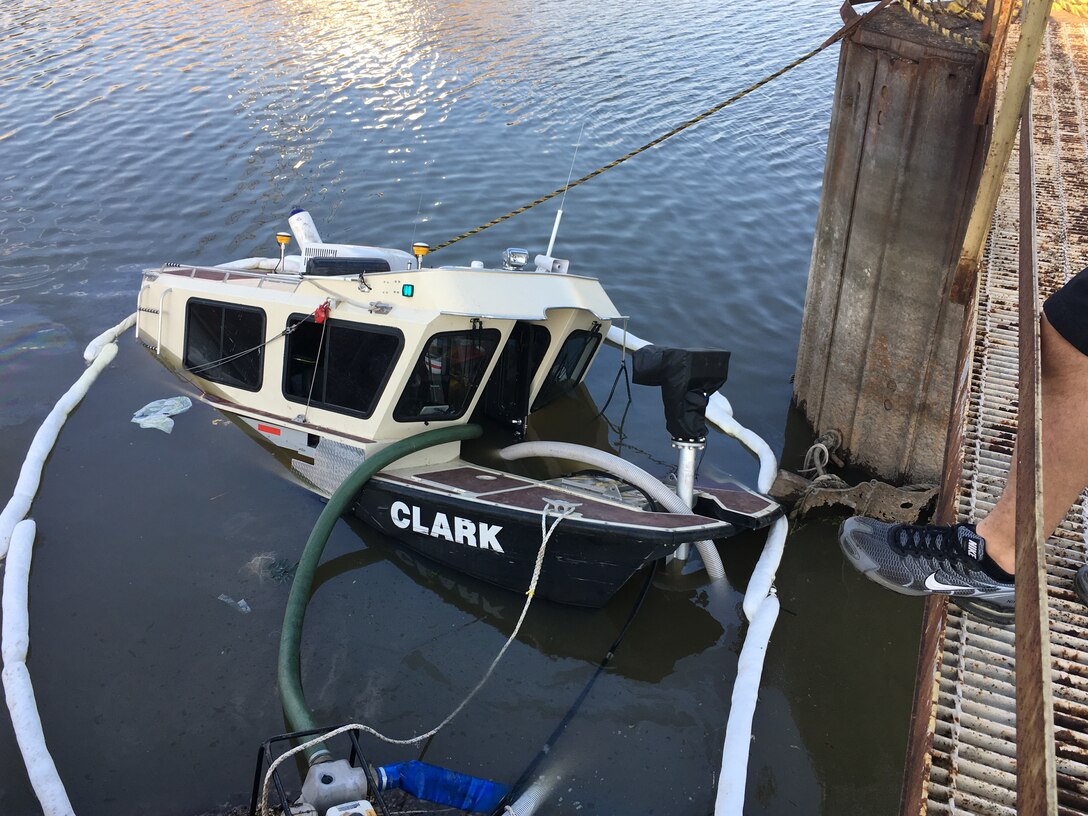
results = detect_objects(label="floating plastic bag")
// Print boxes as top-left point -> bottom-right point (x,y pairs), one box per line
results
131,396 -> 192,434
217,594 -> 251,613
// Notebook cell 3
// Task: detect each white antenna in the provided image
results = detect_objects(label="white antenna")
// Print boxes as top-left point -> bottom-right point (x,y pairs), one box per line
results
409,190 -> 425,245
546,122 -> 585,258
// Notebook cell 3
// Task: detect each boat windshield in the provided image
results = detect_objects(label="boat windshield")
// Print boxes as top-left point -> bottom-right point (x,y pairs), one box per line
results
394,328 -> 501,422
532,328 -> 602,411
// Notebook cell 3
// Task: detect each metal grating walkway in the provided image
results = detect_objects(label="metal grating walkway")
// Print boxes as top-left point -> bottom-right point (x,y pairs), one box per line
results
921,14 -> 1088,815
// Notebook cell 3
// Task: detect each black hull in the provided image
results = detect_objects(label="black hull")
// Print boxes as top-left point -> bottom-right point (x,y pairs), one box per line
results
352,478 -> 704,607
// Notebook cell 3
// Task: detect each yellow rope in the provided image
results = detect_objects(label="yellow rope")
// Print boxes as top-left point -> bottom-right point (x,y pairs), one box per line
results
1053,0 -> 1088,15
899,0 -> 991,51
427,39 -> 836,253
945,1 -> 987,21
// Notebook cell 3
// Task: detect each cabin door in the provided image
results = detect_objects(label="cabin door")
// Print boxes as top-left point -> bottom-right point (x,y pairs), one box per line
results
478,321 -> 550,435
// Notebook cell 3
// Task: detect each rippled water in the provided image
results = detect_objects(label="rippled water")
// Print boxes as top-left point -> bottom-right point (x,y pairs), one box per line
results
0,1 -> 924,813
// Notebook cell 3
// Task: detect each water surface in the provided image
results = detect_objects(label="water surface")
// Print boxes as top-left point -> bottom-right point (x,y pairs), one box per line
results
0,1 -> 924,813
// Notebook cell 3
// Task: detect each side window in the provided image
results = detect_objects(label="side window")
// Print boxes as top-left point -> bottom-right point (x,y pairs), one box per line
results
283,316 -> 402,418
184,299 -> 265,391
532,329 -> 602,411
394,329 -> 501,421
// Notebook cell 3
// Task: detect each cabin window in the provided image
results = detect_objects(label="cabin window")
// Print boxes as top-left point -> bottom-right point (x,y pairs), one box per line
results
305,256 -> 391,277
283,315 -> 403,418
394,328 -> 501,422
183,299 -> 265,391
532,328 -> 602,411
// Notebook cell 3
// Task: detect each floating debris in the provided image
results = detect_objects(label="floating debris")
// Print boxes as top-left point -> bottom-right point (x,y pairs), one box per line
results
217,594 -> 251,614
131,396 -> 192,434
770,469 -> 937,524
242,551 -> 296,585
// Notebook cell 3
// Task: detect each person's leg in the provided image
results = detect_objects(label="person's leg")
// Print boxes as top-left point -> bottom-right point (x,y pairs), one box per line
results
839,268 -> 1088,603
978,315 -> 1088,573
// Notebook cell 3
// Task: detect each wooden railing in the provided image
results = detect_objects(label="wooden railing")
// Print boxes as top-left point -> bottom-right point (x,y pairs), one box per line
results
951,0 -> 1056,304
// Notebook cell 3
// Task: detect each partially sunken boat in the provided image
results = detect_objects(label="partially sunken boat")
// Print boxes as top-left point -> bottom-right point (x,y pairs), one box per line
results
135,209 -> 779,606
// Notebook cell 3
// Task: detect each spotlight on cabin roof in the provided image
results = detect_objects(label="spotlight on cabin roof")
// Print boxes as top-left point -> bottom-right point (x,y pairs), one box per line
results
502,247 -> 529,270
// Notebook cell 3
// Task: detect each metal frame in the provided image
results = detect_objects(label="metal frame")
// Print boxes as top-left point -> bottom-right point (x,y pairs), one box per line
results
156,287 -> 172,355
247,724 -> 390,816
158,262 -> 304,284
1013,83 -> 1058,816
902,4 -> 1061,812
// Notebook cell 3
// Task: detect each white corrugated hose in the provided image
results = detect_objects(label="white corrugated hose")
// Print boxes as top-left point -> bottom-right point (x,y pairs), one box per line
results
1,313 -> 135,816
497,440 -> 726,580
603,324 -> 787,815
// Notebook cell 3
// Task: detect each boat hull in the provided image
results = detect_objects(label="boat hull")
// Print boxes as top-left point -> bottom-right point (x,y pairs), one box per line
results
352,474 -> 727,607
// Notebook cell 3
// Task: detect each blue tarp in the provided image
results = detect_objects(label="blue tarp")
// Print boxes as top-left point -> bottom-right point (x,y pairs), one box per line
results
376,760 -> 508,812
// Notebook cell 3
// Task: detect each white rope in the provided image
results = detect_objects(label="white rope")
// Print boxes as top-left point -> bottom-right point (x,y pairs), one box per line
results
259,504 -> 576,816
301,278 -> 374,310
800,441 -> 830,477
301,303 -> 330,421
0,314 -> 134,816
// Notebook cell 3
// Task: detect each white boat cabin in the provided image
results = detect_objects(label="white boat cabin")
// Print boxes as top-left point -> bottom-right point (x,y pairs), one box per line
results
135,236 -> 622,470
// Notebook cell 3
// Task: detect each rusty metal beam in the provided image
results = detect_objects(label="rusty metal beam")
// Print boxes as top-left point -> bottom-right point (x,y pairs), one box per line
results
1014,84 -> 1058,816
898,595 -> 948,816
897,177 -> 984,815
903,17 -> 1088,815
982,0 -> 999,42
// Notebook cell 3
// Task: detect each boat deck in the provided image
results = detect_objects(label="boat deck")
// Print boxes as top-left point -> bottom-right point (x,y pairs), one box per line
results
908,13 -> 1088,814
376,461 -> 779,533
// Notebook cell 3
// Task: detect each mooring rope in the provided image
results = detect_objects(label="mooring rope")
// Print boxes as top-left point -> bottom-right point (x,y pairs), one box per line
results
945,0 -> 987,22
182,299 -> 331,377
424,0 -> 939,255
426,27 -> 866,253
898,0 -> 991,51
490,562 -> 657,816
1053,0 -> 1088,15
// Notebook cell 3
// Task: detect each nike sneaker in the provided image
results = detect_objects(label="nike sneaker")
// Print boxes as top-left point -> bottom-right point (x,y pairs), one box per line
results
838,517 -> 1014,607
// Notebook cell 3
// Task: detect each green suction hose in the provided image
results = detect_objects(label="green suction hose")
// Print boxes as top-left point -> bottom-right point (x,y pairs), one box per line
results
277,424 -> 483,763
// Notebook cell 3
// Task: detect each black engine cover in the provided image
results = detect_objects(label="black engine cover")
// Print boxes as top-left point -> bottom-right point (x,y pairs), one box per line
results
631,346 -> 730,442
